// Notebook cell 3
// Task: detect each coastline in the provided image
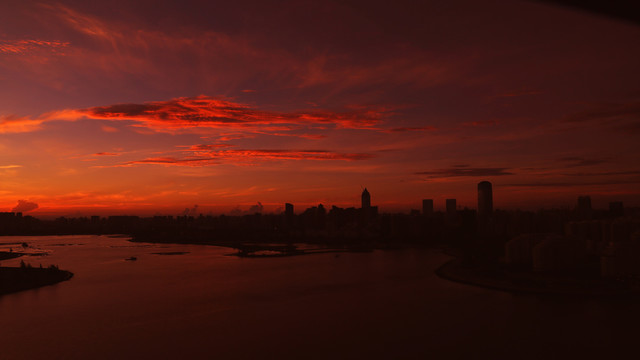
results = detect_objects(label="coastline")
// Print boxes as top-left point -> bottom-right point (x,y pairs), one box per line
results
0,251 -> 24,261
0,251 -> 73,296
129,234 -> 383,257
435,257 -> 639,297
0,267 -> 73,296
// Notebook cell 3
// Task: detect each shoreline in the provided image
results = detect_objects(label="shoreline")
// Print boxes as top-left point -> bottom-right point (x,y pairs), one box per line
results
128,235 -> 397,257
1,251 -> 73,296
0,251 -> 24,261
0,267 -> 73,296
435,257 -> 639,298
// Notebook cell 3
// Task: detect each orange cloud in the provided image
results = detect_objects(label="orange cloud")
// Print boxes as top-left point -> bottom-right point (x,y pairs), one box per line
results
210,149 -> 375,161
122,157 -> 216,167
416,166 -> 514,178
0,115 -> 45,133
79,96 -> 385,130
0,96 -> 392,139
383,126 -> 436,133
100,125 -> 119,133
462,120 -> 500,127
0,39 -> 69,55
181,144 -> 233,151
120,148 -> 374,167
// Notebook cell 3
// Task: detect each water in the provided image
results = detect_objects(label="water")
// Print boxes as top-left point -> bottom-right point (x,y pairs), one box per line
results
0,235 -> 637,359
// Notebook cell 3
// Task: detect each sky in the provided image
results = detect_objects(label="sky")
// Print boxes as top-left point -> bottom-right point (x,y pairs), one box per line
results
1,0 -> 639,216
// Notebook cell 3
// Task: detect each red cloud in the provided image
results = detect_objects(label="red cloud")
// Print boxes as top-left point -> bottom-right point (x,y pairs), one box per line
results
123,157 -> 216,167
2,95 -> 395,137
79,96 -> 386,130
462,120 -> 500,127
211,149 -> 375,161
0,115 -> 45,133
120,148 -> 375,167
6,96 -> 410,137
383,126 -> 436,133
0,39 -> 69,55
94,152 -> 121,156
182,144 -> 233,151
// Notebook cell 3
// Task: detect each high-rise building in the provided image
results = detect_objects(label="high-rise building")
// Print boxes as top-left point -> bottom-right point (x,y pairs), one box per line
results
445,199 -> 457,223
576,195 -> 593,220
577,196 -> 592,210
285,203 -> 294,217
361,188 -> 371,209
422,199 -> 433,215
446,199 -> 456,214
477,181 -> 493,216
609,202 -> 624,217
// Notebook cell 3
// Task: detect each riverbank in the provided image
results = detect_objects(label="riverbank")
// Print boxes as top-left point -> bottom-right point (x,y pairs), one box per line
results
0,264 -> 73,296
0,251 -> 73,295
0,251 -> 24,261
436,258 -> 639,297
129,234 -> 393,257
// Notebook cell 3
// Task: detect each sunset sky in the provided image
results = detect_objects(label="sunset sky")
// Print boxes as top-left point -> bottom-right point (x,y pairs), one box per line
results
1,0 -> 639,216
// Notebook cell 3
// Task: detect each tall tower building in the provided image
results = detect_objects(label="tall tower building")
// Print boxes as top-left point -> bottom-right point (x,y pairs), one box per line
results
477,181 -> 493,216
285,203 -> 294,217
609,201 -> 624,217
446,199 -> 456,214
284,203 -> 294,229
577,196 -> 592,210
445,199 -> 457,223
422,199 -> 434,215
361,188 -> 371,209
576,195 -> 593,220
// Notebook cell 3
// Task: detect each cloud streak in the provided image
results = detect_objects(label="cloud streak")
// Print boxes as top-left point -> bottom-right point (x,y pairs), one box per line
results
415,166 -> 514,178
563,101 -> 640,123
78,96 -> 386,130
383,126 -> 436,133
120,149 -> 375,167
1,96 -> 403,137
504,180 -> 640,187
0,115 -> 46,134
0,39 -> 69,55
557,157 -> 610,168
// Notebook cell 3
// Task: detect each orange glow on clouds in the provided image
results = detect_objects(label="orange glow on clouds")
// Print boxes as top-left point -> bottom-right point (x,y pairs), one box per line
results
0,39 -> 69,55
1,1 -> 639,215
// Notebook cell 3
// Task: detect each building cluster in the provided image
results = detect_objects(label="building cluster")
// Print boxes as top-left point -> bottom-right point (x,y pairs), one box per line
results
0,211 -> 36,234
505,196 -> 640,278
2,183 -> 639,281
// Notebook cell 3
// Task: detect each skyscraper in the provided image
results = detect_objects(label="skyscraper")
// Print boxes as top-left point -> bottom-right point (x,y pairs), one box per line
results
477,181 -> 493,216
422,199 -> 433,215
609,201 -> 624,217
446,199 -> 456,214
285,203 -> 294,229
285,203 -> 294,217
445,199 -> 457,223
577,196 -> 592,210
361,188 -> 371,209
576,195 -> 593,220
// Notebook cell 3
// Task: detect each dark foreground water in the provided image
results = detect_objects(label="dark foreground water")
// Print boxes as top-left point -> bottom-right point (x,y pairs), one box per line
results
0,235 -> 638,359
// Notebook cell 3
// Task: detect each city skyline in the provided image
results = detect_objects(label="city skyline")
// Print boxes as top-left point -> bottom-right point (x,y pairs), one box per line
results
2,182 -> 626,220
1,0 -> 639,216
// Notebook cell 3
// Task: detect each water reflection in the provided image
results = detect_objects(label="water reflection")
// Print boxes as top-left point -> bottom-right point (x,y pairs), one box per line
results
0,235 -> 637,359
